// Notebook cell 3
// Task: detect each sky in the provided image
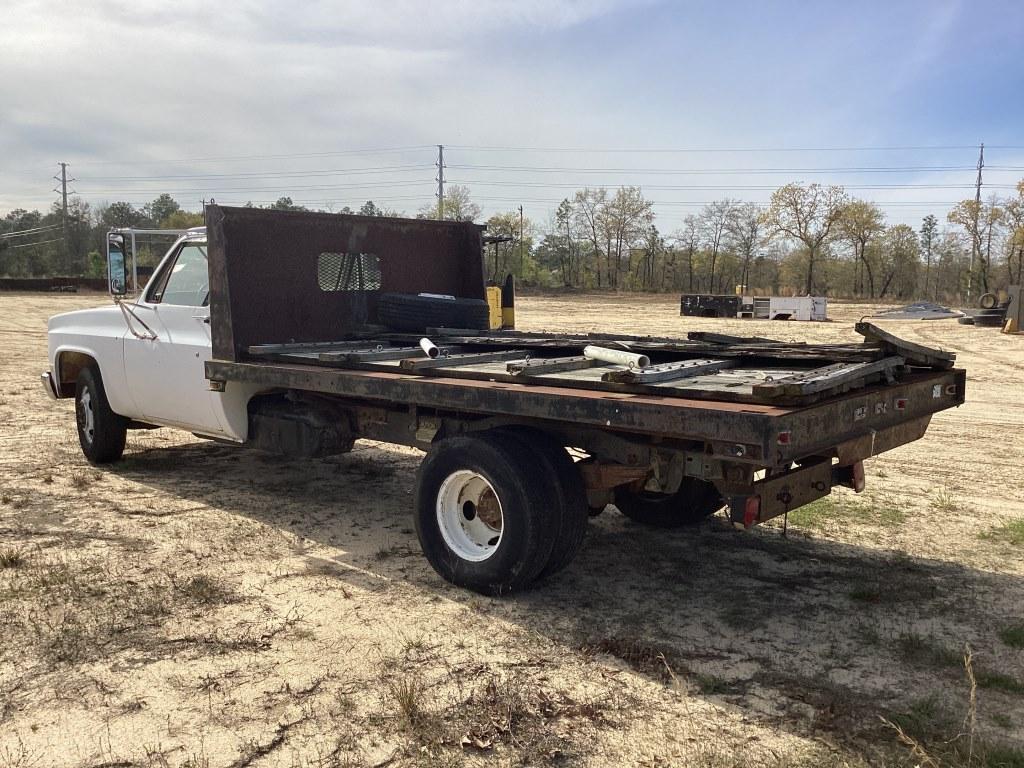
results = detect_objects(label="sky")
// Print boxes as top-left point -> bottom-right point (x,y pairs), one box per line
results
2,0 -> 1024,233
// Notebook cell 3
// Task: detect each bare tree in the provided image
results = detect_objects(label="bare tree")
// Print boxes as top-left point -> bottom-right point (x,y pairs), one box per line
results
1003,181 -> 1024,285
948,195 -> 1004,293
572,188 -> 608,287
725,202 -> 765,291
837,200 -> 886,297
419,184 -> 481,222
670,216 -> 700,291
878,224 -> 920,298
762,183 -> 848,294
698,199 -> 736,293
602,187 -> 654,289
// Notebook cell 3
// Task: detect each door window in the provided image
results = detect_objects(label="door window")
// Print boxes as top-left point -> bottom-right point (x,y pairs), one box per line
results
149,244 -> 209,306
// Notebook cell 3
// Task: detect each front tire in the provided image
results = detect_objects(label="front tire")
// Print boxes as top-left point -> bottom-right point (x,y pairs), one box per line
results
614,478 -> 723,528
414,436 -> 557,595
75,367 -> 128,464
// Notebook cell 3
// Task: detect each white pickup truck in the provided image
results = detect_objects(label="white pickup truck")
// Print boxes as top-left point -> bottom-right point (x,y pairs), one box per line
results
41,208 -> 964,595
43,227 -> 259,463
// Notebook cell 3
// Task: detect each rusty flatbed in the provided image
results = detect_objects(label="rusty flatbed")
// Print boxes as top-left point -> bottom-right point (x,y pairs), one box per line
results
207,357 -> 963,469
193,205 -> 968,592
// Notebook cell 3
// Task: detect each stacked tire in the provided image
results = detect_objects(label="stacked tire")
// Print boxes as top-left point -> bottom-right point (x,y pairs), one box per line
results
974,308 -> 1007,327
378,292 -> 490,333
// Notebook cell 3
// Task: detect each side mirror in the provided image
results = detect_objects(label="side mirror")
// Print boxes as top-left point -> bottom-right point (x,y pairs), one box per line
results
107,233 -> 128,296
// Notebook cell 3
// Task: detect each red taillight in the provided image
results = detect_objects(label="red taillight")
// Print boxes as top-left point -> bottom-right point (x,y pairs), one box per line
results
895,398 -> 908,411
744,496 -> 760,528
777,431 -> 792,446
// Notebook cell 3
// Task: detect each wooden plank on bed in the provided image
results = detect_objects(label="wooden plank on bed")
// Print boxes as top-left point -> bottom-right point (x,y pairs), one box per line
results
854,321 -> 955,369
752,356 -> 905,398
602,358 -> 740,383
686,331 -> 784,345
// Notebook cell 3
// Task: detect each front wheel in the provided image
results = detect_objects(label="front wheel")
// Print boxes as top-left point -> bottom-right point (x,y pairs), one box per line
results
614,478 -> 723,528
75,367 -> 128,464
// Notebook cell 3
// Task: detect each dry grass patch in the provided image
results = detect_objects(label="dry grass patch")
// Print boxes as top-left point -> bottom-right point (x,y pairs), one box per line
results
0,543 -> 241,667
930,484 -> 961,514
981,519 -> 1024,547
0,548 -> 26,569
375,661 -> 630,766
884,649 -> 1024,768
895,633 -> 1024,696
999,623 -> 1024,650
785,493 -> 906,531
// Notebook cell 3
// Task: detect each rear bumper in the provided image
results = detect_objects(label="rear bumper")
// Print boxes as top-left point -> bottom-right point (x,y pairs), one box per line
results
726,409 -> 937,528
41,371 -> 59,399
727,459 -> 864,528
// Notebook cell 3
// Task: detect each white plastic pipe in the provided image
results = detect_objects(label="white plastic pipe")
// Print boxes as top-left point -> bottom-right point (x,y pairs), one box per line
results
583,345 -> 650,369
419,337 -> 440,359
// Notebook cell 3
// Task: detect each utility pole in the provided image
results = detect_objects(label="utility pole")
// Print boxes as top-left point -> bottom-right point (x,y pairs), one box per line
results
436,145 -> 445,220
968,142 -> 984,301
518,205 -> 524,275
52,162 -> 74,272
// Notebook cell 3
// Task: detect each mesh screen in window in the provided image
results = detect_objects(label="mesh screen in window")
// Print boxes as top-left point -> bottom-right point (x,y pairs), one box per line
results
317,252 -> 381,291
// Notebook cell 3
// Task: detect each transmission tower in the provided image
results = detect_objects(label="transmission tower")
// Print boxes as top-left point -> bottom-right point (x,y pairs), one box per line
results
436,145 -> 445,220
968,143 -> 984,301
52,162 -> 76,271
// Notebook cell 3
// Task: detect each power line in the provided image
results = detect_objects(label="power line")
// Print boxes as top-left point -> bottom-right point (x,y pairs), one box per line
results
448,163 -> 1005,175
0,223 -> 62,239
82,164 -> 435,181
73,180 -> 436,195
68,144 -> 435,167
447,143 -> 987,153
447,179 -> 1018,191
4,237 -> 64,250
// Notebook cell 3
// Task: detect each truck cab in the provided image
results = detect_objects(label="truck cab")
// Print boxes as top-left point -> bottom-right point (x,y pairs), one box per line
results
43,227 -> 256,461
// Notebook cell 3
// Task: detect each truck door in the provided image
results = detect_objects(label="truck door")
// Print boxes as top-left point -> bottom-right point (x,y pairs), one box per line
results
123,241 -> 226,436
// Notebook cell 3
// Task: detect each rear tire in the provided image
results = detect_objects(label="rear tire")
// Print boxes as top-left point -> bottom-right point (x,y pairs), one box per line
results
499,428 -> 588,579
75,367 -> 128,464
614,478 -> 723,528
414,435 -> 557,595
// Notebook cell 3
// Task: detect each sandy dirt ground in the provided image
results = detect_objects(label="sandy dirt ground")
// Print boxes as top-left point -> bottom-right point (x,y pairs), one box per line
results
0,292 -> 1022,768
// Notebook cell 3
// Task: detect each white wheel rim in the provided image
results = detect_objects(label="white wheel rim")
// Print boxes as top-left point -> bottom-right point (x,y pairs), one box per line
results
436,470 -> 503,562
78,388 -> 95,444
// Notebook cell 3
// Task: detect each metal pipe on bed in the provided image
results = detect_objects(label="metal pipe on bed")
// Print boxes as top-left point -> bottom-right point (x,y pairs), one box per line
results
583,345 -> 650,369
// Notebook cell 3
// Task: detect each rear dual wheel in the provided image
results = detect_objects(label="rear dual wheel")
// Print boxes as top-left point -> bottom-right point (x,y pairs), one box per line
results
414,430 -> 588,595
614,478 -> 723,528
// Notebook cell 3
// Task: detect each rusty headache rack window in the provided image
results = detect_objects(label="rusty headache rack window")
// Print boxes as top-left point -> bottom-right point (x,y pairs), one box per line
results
317,252 -> 382,292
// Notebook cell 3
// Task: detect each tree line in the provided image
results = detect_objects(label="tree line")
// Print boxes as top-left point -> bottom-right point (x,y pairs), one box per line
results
3,181 -> 1022,302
